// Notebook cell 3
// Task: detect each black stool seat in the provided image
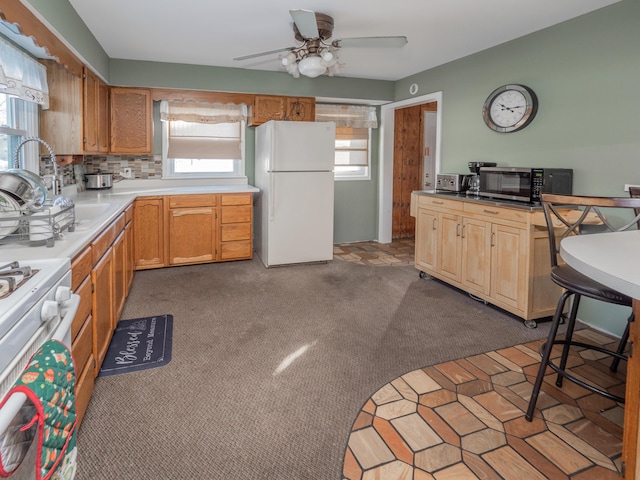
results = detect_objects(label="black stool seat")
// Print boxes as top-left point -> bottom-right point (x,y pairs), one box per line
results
551,265 -> 632,306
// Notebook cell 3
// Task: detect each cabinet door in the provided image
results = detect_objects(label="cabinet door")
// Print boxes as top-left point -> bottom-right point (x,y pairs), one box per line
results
134,198 -> 165,269
91,248 -> 113,375
97,81 -> 110,152
169,207 -> 217,265
438,213 -> 463,282
83,67 -> 100,153
110,87 -> 152,154
490,224 -> 528,309
39,60 -> 83,155
285,97 -> 316,121
415,208 -> 438,272
249,95 -> 285,126
461,218 -> 492,295
113,230 -> 126,325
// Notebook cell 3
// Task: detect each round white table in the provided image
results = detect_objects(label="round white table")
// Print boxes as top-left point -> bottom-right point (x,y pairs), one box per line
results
561,230 -> 640,479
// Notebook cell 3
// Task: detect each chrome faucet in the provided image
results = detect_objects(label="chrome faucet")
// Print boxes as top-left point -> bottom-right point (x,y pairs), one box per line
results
13,136 -> 61,196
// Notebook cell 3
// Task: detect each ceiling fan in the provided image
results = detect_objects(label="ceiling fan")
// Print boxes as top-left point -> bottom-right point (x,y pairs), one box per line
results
233,9 -> 408,78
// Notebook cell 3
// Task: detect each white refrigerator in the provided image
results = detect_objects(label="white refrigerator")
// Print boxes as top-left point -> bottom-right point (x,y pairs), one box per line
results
254,120 -> 336,267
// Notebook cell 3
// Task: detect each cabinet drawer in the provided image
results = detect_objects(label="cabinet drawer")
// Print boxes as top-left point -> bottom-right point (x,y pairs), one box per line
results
221,223 -> 251,241
464,203 -> 529,224
169,194 -> 217,208
418,195 -> 463,212
72,314 -> 93,376
220,240 -> 252,260
220,193 -> 252,206
75,354 -> 95,425
221,205 -> 252,224
71,246 -> 92,291
72,276 -> 92,340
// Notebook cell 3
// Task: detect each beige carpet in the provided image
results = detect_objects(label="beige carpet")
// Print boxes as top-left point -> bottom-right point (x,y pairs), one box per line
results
75,258 -> 553,479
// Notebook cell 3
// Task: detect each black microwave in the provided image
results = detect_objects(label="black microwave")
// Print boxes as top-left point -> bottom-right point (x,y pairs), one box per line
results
478,167 -> 573,203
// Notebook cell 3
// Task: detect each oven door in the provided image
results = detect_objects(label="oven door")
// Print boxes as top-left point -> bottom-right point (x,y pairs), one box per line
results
478,167 -> 533,202
0,293 -> 79,479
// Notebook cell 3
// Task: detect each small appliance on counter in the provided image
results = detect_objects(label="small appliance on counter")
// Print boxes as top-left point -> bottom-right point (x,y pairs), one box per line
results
435,173 -> 472,193
467,162 -> 497,196
84,173 -> 113,190
479,167 -> 573,203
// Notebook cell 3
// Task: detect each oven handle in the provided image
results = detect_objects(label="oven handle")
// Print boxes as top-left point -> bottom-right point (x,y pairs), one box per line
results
0,293 -> 80,436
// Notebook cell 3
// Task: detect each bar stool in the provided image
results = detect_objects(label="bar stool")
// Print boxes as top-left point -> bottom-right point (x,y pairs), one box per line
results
525,193 -> 640,422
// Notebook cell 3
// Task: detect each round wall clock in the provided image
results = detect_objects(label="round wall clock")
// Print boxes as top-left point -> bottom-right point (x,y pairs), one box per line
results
482,84 -> 538,133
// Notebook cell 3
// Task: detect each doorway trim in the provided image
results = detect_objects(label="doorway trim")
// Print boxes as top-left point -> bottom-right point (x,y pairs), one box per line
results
378,91 -> 443,243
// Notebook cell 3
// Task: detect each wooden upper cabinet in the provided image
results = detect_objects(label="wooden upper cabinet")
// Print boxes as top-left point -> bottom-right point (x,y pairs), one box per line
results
248,95 -> 316,126
40,62 -> 109,155
83,67 -> 109,154
109,87 -> 152,154
40,60 -> 83,155
285,97 -> 315,122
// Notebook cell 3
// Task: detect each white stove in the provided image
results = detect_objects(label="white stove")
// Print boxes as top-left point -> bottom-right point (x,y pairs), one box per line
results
0,257 -> 79,437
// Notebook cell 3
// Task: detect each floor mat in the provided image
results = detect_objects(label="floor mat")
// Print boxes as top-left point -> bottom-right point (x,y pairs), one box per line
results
99,314 -> 173,377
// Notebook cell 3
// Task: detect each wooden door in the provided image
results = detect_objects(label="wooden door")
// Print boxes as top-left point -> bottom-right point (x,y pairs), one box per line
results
393,105 -> 423,239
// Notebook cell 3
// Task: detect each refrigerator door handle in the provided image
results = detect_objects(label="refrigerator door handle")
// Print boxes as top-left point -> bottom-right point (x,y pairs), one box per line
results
269,173 -> 276,221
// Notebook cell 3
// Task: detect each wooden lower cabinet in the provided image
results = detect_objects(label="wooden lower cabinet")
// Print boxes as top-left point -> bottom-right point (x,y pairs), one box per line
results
70,202 -> 134,425
134,197 -> 165,269
168,194 -> 217,265
220,193 -> 253,261
91,246 -> 113,375
411,192 -> 560,321
136,192 -> 253,269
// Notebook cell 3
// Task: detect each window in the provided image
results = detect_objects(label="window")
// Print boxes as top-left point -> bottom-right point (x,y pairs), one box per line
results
0,93 -> 39,172
315,104 -> 378,180
0,34 -> 47,172
334,126 -> 371,180
160,100 -> 247,179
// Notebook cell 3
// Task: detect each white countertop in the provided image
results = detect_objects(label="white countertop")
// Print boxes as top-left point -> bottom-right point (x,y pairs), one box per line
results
560,230 -> 640,300
0,181 -> 259,262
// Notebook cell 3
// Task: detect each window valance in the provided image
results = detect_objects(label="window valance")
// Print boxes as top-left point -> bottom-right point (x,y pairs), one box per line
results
160,100 -> 247,124
0,36 -> 49,108
315,104 -> 378,129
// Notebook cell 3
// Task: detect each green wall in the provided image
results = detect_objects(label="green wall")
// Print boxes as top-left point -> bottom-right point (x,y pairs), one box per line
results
394,0 -> 640,336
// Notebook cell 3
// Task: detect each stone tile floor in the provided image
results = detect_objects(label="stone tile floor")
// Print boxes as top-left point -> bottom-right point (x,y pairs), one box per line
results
336,239 -> 625,480
333,238 -> 415,267
343,329 -> 625,480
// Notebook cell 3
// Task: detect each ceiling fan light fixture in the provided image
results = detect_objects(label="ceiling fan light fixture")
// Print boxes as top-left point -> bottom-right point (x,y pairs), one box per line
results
298,54 -> 326,78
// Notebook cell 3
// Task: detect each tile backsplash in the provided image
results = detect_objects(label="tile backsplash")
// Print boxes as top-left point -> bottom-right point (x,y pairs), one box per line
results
84,155 -> 163,179
40,154 -> 163,188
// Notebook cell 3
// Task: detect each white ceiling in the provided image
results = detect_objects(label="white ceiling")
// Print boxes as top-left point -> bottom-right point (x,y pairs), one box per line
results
65,0 -> 621,81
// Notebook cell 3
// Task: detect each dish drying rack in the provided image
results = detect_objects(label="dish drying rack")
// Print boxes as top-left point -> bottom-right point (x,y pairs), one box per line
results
0,203 -> 75,247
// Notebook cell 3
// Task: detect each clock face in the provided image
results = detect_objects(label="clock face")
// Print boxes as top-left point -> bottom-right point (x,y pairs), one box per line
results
483,84 -> 537,133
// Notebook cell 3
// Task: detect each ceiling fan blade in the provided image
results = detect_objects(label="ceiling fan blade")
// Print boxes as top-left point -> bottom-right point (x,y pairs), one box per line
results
332,36 -> 408,48
233,47 -> 293,61
289,9 -> 319,39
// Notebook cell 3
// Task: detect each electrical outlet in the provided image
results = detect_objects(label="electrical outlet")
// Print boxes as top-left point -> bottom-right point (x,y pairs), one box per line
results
123,167 -> 132,178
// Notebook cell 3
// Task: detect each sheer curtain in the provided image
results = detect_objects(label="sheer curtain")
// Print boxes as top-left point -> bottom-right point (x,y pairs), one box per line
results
315,104 -> 378,128
0,36 -> 49,108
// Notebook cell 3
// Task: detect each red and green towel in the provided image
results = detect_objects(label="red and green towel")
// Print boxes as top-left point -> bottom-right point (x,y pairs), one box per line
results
0,340 -> 77,480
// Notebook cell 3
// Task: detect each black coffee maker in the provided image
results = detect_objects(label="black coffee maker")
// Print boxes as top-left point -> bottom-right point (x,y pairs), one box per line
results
467,162 -> 497,195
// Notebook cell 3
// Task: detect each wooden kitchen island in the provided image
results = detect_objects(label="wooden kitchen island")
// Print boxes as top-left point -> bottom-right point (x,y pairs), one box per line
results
410,190 -> 561,325
561,230 -> 640,479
